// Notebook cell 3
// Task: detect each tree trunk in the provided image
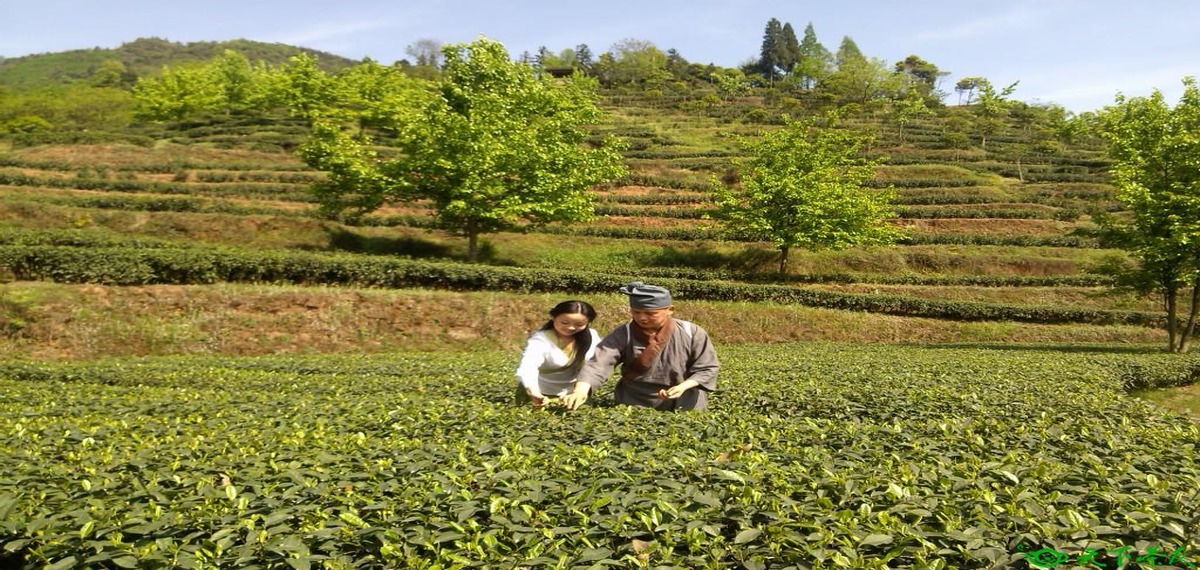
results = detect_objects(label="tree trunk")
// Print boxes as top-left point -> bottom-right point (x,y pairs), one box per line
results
1166,286 -> 1179,353
466,219 -> 480,263
778,246 -> 790,274
1178,281 -> 1200,353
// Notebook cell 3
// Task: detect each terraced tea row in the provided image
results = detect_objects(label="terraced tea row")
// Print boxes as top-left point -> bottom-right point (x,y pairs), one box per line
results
2,345 -> 1197,568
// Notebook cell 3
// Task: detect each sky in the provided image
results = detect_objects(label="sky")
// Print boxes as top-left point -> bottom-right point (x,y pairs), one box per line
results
2,0 -> 1198,113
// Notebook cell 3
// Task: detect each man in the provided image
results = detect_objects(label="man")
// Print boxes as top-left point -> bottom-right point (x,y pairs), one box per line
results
562,281 -> 719,411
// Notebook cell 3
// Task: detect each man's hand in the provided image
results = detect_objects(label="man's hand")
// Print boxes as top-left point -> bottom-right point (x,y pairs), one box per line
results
562,383 -> 590,410
658,379 -> 699,400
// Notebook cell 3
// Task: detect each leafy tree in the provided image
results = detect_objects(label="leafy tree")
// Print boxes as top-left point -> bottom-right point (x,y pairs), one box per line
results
404,39 -> 443,68
329,58 -> 425,131
894,55 -> 947,103
954,77 -> 982,105
132,63 -> 223,121
1099,77 -> 1200,352
89,59 -> 135,88
756,18 -> 799,81
594,39 -> 671,87
299,38 -> 626,261
889,88 -> 934,143
714,115 -> 898,273
574,44 -> 595,72
665,48 -> 690,80
212,50 -> 257,113
971,78 -> 1018,149
276,53 -> 339,120
713,68 -> 752,100
793,23 -> 832,90
757,18 -> 784,81
823,37 -> 900,105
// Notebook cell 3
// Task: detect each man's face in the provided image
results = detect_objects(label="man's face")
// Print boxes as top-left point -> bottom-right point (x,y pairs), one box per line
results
630,306 -> 674,331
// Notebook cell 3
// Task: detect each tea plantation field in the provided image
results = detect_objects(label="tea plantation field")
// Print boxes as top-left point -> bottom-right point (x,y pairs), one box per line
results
2,344 -> 1199,569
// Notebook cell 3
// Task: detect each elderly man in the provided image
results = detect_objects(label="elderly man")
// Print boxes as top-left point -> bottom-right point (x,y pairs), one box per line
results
562,281 -> 719,411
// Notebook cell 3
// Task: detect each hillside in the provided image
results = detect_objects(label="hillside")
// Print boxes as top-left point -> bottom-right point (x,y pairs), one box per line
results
0,83 -> 1162,359
0,37 -> 358,90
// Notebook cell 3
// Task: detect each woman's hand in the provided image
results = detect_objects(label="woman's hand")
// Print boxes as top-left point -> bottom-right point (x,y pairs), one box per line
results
525,388 -> 546,408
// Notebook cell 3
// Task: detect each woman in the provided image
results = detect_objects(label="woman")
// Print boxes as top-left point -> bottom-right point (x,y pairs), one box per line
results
515,300 -> 601,407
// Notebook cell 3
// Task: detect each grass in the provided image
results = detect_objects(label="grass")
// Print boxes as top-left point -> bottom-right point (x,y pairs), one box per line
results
0,281 -> 1168,361
1135,383 -> 1200,420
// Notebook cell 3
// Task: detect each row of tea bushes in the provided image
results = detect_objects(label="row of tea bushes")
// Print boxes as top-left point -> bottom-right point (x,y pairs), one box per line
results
0,244 -> 1163,327
1,344 -> 1197,568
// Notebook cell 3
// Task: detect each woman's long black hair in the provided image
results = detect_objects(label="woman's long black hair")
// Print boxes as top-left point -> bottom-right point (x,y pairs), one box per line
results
539,300 -> 597,372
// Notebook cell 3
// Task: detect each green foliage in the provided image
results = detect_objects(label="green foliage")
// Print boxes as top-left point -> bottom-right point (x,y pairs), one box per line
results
715,116 -> 899,272
1,345 -> 1199,568
300,38 -> 626,261
0,244 -> 1163,327
0,85 -> 134,132
1100,77 -> 1200,352
0,37 -> 356,92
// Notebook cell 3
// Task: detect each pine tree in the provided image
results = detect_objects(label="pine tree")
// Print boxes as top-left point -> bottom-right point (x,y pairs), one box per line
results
757,18 -> 784,80
794,23 -> 832,90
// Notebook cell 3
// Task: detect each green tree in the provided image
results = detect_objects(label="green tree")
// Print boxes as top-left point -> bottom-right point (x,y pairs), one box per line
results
277,53 -> 339,120
778,23 -> 801,73
793,23 -> 832,90
329,58 -> 426,131
299,38 -> 626,261
212,49 -> 258,113
1099,77 -> 1200,352
132,63 -> 223,121
714,116 -> 899,273
889,88 -> 934,143
971,78 -> 1018,149
574,44 -> 595,72
756,18 -> 784,81
894,55 -> 947,103
824,37 -> 900,105
595,38 -> 671,87
756,18 -> 799,81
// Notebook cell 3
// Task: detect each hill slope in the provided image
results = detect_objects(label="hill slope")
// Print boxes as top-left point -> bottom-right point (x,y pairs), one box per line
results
0,37 -> 359,90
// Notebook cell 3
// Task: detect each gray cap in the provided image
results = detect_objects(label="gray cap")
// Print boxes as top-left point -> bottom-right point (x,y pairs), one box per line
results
619,281 -> 672,309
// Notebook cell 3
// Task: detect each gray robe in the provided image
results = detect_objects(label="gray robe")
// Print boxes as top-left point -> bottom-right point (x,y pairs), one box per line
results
575,319 -> 719,410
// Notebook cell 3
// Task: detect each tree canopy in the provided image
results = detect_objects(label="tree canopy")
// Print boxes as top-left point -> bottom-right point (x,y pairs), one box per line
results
1099,77 -> 1200,352
298,38 -> 626,261
714,115 -> 899,273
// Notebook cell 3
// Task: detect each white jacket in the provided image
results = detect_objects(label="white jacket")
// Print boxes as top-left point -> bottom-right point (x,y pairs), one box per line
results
515,328 -> 602,397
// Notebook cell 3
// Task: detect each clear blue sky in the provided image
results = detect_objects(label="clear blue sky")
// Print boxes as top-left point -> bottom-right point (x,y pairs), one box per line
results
2,0 -> 1197,113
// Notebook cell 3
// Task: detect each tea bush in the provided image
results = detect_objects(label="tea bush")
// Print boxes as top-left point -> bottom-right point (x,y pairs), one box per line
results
1,344 -> 1197,568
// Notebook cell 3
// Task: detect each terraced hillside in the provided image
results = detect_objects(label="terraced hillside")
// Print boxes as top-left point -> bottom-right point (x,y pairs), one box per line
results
4,87 -> 1200,570
0,89 -> 1169,357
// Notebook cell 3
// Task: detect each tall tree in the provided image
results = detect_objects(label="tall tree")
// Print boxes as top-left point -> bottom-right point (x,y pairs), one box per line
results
778,23 -> 801,73
132,63 -> 223,121
404,39 -> 444,68
834,36 -> 866,69
824,37 -> 899,105
665,48 -> 690,80
299,38 -> 626,261
714,115 -> 899,273
894,55 -> 948,102
1099,77 -> 1200,353
757,18 -> 784,81
971,78 -> 1019,149
595,39 -> 670,87
793,23 -> 832,90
